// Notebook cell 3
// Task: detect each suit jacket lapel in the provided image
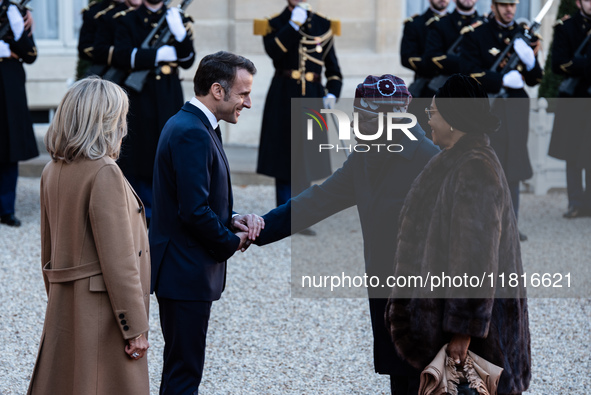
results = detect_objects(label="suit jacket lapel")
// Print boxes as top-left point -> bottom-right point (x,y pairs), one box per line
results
181,103 -> 232,178
181,102 -> 234,208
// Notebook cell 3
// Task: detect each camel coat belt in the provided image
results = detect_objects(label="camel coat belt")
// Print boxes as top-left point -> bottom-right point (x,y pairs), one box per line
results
28,156 -> 151,395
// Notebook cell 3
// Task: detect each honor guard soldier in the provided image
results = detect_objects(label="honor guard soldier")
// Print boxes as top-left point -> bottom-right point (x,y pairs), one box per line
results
254,0 -> 343,229
423,0 -> 484,91
0,0 -> 37,227
548,0 -> 591,218
400,0 -> 449,134
78,0 -> 113,63
112,0 -> 195,224
461,0 -> 544,241
89,0 -> 141,78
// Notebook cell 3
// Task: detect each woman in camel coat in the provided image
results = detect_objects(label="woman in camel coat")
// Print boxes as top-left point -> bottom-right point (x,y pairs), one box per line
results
28,77 -> 151,394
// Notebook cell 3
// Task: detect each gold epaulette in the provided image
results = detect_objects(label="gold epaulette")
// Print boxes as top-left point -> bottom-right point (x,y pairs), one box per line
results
330,19 -> 341,36
113,7 -> 134,19
426,15 -> 442,26
404,13 -> 419,24
81,0 -> 100,13
553,14 -> 571,27
94,3 -> 115,19
460,20 -> 483,35
253,18 -> 272,36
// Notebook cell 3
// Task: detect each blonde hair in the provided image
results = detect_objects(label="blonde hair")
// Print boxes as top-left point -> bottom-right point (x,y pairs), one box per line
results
45,77 -> 129,162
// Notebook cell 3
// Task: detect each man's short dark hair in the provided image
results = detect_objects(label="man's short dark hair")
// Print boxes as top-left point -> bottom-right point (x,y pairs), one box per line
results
193,51 -> 257,98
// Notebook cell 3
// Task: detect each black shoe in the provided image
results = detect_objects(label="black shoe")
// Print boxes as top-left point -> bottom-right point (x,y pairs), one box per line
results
563,206 -> 590,219
0,214 -> 21,227
297,227 -> 316,236
519,231 -> 528,242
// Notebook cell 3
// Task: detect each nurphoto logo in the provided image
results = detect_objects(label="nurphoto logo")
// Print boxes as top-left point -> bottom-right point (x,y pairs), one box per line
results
305,107 -> 419,153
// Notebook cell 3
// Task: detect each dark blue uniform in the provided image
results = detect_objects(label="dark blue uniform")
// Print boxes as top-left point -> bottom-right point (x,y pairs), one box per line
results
461,18 -> 543,220
400,8 -> 445,96
255,7 -> 343,206
0,0 -> 37,224
548,12 -> 591,216
113,4 -> 195,222
423,10 -> 484,85
78,0 -> 112,62
92,3 -> 131,70
400,8 -> 447,137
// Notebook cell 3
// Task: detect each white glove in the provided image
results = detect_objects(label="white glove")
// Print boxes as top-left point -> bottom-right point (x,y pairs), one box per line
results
166,7 -> 186,42
0,40 -> 11,58
323,93 -> 336,109
502,70 -> 524,89
7,5 -> 25,41
290,6 -> 307,31
513,38 -> 536,71
156,45 -> 177,63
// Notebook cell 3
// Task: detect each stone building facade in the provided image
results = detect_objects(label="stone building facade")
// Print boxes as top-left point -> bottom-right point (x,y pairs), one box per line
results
25,0 -> 557,146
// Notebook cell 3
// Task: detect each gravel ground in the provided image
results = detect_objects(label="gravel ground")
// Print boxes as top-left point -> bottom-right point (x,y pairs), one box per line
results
0,177 -> 589,394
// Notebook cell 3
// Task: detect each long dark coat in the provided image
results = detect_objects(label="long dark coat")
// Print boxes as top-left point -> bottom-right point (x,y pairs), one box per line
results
257,126 -> 440,375
0,3 -> 37,164
28,157 -> 151,394
548,12 -> 591,168
386,133 -> 531,394
113,4 -> 195,180
257,7 -> 342,182
461,20 -> 543,183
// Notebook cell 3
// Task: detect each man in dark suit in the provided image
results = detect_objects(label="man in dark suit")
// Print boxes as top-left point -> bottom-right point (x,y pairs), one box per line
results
150,51 -> 263,395
254,75 -> 440,394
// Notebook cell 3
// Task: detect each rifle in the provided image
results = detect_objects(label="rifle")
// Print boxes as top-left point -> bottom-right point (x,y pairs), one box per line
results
0,0 -> 32,40
102,0 -> 173,85
557,29 -> 591,97
491,0 -> 553,74
124,0 -> 192,93
489,0 -> 553,99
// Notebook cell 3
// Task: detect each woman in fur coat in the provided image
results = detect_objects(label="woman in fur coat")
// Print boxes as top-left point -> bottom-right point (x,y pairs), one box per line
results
386,74 -> 530,395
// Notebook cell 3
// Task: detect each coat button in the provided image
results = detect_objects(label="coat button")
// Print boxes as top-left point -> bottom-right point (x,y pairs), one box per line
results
121,320 -> 127,325
123,325 -> 130,331
119,313 -> 125,319
137,206 -> 143,213
139,250 -> 142,257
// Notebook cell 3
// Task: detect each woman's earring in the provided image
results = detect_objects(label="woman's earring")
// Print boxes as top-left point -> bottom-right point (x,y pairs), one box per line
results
450,126 -> 454,132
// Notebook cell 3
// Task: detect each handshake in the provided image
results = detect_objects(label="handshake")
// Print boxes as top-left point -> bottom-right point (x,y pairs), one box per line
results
230,214 -> 265,252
